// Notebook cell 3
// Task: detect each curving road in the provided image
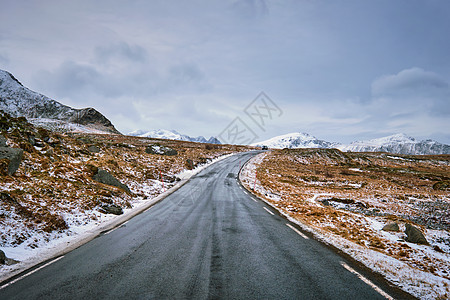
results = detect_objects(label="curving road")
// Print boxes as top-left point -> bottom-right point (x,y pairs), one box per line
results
0,151 -> 414,299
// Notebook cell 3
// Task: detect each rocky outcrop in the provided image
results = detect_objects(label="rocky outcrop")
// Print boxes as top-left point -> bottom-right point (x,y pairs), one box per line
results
69,108 -> 119,134
145,144 -> 177,156
0,147 -> 23,175
92,168 -> 131,194
405,224 -> 429,245
0,69 -> 120,134
99,204 -> 123,215
382,223 -> 399,232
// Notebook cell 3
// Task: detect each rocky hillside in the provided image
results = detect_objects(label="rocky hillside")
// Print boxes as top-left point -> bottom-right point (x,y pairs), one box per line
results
0,69 -> 120,134
0,109 -> 247,262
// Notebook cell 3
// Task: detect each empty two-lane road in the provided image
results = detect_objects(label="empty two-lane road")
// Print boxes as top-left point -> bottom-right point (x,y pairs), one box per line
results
1,151 -> 413,299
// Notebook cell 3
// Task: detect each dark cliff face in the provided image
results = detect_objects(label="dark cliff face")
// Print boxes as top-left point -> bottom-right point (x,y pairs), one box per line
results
0,69 -> 121,134
70,108 -> 121,134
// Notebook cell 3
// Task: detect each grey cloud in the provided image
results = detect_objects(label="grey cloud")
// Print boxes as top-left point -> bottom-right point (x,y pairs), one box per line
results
370,68 -> 450,116
94,42 -> 148,64
371,67 -> 449,96
34,61 -> 119,100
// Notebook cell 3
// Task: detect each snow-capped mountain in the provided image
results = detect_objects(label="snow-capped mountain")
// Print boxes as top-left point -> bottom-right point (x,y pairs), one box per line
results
251,132 -> 338,149
0,69 -> 120,134
128,129 -> 221,144
252,132 -> 449,155
338,133 -> 450,155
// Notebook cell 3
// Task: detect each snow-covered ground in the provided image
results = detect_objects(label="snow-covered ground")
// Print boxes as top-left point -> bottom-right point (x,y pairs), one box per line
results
0,153 -> 234,282
240,152 -> 450,300
29,118 -> 111,135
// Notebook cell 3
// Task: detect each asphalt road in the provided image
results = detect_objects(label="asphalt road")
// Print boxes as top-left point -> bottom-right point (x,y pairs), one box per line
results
0,151 -> 414,299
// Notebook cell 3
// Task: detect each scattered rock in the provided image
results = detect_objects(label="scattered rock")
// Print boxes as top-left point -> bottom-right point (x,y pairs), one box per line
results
93,168 -> 131,194
405,223 -> 429,245
433,245 -> 444,253
186,159 -> 194,170
99,204 -> 123,215
0,250 -> 5,264
88,145 -> 101,153
320,199 -> 330,206
0,147 -> 24,175
145,144 -> 177,156
0,135 -> 7,147
433,181 -> 450,191
382,223 -> 399,232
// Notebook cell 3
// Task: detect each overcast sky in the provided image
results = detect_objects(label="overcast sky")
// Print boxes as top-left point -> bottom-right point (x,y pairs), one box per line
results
1,0 -> 449,144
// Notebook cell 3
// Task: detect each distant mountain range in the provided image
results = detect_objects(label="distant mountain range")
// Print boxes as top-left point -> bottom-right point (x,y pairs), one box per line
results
0,69 -> 120,134
252,132 -> 450,155
128,129 -> 221,144
252,132 -> 338,149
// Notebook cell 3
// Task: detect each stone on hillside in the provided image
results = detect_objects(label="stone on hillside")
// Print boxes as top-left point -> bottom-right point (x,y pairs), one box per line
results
433,181 -> 450,191
0,147 -> 23,175
186,159 -> 194,170
382,223 -> 399,232
93,168 -> 131,194
145,145 -> 177,156
88,145 -> 101,153
99,204 -> 123,215
0,250 -> 5,264
405,223 -> 429,245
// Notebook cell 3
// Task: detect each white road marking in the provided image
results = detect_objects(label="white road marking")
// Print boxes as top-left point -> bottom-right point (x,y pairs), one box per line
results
103,227 -> 116,235
340,262 -> 394,300
286,223 -> 309,239
0,256 -> 64,290
263,207 -> 274,215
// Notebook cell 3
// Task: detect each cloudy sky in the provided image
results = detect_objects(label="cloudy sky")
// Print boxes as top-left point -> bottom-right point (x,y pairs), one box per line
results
1,0 -> 449,144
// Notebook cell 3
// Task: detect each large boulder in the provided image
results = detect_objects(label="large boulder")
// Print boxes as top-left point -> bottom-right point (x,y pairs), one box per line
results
93,168 -> 131,194
145,144 -> 177,156
382,223 -> 399,232
99,204 -> 123,215
405,224 -> 429,245
0,147 -> 23,175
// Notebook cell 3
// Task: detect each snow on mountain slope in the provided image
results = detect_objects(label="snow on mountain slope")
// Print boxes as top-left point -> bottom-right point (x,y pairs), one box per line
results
252,132 -> 449,155
251,132 -> 338,149
0,69 -> 120,134
128,129 -> 221,144
338,133 -> 450,155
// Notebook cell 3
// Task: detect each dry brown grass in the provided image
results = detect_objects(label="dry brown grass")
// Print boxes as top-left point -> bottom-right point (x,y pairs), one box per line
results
1,115 -> 250,245
243,148 -> 450,278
